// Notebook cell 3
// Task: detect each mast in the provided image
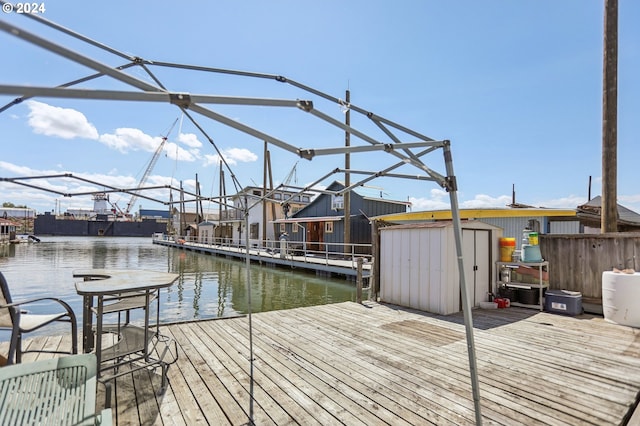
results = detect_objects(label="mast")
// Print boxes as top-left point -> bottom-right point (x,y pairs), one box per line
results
343,89 -> 351,254
195,173 -> 201,224
262,141 -> 268,242
267,149 -> 277,240
179,181 -> 186,238
218,161 -> 223,239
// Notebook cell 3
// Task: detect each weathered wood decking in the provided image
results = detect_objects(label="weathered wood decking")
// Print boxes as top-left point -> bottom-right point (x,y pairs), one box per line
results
4,302 -> 640,425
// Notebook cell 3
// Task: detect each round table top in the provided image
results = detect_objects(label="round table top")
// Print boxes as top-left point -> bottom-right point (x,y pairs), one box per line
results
74,269 -> 179,295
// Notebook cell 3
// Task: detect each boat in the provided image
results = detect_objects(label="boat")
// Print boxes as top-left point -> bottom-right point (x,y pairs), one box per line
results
9,234 -> 40,243
34,194 -> 167,237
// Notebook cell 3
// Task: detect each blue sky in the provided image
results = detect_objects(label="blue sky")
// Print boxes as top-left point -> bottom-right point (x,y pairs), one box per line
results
1,1 -> 639,215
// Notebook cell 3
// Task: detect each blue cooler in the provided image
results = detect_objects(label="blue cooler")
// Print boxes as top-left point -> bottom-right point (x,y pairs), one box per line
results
544,289 -> 582,316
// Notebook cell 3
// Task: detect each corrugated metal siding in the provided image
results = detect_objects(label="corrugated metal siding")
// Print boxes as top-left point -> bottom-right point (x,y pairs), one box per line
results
549,220 -> 581,234
478,217 -> 581,249
477,217 -> 536,249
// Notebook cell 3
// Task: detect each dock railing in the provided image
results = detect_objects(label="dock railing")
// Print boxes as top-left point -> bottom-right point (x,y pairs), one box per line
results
154,234 -> 372,270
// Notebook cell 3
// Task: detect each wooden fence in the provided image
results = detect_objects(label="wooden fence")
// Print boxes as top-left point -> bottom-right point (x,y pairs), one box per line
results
540,232 -> 640,302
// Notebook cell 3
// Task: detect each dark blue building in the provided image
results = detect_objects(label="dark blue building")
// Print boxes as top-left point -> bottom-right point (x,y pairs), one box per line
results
274,181 -> 409,255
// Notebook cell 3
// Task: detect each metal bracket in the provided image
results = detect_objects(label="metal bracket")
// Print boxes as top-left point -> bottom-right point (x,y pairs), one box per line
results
296,100 -> 313,112
444,175 -> 457,192
298,148 -> 315,160
170,93 -> 191,109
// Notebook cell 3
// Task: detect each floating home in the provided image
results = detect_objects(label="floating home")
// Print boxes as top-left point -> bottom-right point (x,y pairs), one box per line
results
274,181 -> 410,255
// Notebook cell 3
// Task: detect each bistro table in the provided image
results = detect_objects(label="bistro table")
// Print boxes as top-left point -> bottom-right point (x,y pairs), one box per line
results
73,269 -> 179,403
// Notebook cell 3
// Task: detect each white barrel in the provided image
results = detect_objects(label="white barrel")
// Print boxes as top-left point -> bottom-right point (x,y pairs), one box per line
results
602,271 -> 640,327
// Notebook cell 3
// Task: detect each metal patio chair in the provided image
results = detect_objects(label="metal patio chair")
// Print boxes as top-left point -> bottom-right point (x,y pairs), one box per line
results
0,271 -> 78,365
0,353 -> 112,425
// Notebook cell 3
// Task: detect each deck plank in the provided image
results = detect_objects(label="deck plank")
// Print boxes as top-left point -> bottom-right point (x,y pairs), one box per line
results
311,303 -> 623,425
222,317 -> 390,426
197,320 -> 313,426
282,305 -> 549,425
324,303 -> 634,423
249,307 -> 465,425
3,302 -> 640,425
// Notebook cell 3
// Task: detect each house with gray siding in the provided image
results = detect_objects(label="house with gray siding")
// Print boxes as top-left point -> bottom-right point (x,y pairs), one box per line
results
274,181 -> 410,255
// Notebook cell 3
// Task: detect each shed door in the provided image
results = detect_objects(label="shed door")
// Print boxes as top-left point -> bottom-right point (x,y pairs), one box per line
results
462,229 -> 491,308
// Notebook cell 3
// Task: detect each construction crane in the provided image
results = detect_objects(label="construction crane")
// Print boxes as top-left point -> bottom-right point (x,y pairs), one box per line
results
279,162 -> 298,218
282,161 -> 298,188
124,119 -> 178,217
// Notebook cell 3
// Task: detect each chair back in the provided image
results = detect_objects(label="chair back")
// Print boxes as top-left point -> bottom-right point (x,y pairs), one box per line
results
0,353 -> 105,425
0,272 -> 19,329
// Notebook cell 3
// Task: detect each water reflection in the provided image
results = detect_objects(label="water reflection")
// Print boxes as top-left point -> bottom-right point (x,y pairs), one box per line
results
0,237 -> 359,336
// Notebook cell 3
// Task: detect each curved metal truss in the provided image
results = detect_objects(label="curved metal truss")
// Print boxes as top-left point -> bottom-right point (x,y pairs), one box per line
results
0,9 -> 484,424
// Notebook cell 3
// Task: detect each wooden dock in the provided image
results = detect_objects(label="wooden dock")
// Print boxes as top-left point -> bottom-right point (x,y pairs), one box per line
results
152,238 -> 371,279
4,302 -> 640,425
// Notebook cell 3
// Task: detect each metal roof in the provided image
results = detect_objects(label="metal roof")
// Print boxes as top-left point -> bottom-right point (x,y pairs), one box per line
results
373,208 -> 577,223
577,196 -> 640,226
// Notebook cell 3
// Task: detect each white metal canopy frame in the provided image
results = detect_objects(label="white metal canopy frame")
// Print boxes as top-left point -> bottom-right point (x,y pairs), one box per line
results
0,10 -> 483,425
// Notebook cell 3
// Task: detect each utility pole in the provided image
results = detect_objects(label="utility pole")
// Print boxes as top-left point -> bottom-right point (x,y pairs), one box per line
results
344,89 -> 351,255
219,162 -> 223,239
262,141 -> 268,243
602,0 -> 618,233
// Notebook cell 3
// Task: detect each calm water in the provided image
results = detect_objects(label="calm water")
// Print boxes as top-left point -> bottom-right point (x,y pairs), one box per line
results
0,236 -> 361,337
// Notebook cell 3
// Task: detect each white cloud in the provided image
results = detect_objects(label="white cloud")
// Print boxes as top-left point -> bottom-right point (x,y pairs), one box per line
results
203,147 -> 258,166
226,148 -> 258,163
98,128 -> 200,164
203,154 -> 222,166
0,160 -> 177,211
0,161 -> 35,175
177,133 -> 202,148
461,194 -> 512,209
22,102 -> 250,171
408,188 -> 451,211
99,127 -> 162,153
164,141 -> 197,162
26,100 -> 99,140
537,195 -> 586,209
409,189 -> 513,211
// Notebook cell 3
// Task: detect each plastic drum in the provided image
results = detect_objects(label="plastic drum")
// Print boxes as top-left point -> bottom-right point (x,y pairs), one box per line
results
602,271 -> 640,328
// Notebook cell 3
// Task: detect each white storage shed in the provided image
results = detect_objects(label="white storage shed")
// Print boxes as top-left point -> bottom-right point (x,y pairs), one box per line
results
198,221 -> 216,244
379,220 -> 503,315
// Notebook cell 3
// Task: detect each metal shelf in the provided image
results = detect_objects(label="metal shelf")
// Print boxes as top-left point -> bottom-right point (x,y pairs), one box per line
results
496,260 -> 548,311
497,281 -> 549,290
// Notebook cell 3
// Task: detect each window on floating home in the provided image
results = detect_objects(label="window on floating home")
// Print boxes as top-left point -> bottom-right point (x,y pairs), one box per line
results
302,196 -> 310,203
252,190 -> 261,196
331,194 -> 344,210
293,222 -> 299,233
325,221 -> 333,233
274,193 -> 282,200
250,223 -> 259,239
280,223 -> 286,233
294,196 -> 301,201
